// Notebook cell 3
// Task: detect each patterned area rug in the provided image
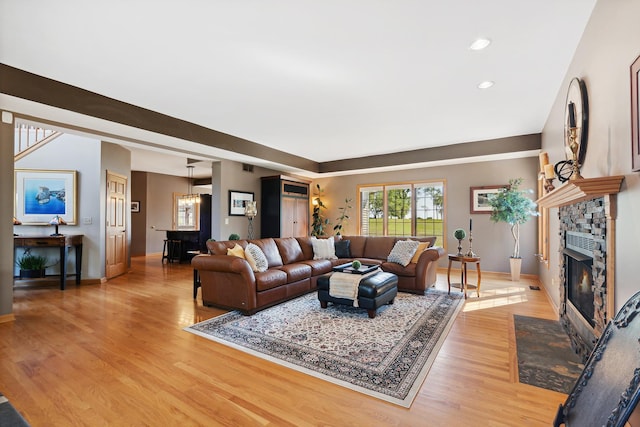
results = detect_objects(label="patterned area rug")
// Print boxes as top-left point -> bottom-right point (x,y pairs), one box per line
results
514,315 -> 584,394
186,290 -> 464,407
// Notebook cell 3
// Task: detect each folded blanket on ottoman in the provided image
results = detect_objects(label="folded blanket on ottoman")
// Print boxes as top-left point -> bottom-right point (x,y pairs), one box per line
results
329,269 -> 381,307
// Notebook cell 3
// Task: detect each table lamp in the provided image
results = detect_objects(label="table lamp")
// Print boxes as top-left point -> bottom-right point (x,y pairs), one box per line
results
49,215 -> 66,236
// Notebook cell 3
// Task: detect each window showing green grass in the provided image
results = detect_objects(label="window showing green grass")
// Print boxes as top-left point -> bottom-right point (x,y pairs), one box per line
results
359,181 -> 445,247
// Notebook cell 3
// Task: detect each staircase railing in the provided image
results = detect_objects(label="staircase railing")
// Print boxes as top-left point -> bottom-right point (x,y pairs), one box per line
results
14,123 -> 62,161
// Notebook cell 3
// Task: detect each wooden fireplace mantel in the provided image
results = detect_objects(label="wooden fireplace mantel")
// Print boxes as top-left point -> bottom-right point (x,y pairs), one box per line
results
536,175 -> 624,209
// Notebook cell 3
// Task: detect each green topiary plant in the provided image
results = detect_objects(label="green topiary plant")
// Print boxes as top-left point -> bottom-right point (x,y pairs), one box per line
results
453,228 -> 467,256
228,233 -> 240,240
488,178 -> 538,259
453,228 -> 467,240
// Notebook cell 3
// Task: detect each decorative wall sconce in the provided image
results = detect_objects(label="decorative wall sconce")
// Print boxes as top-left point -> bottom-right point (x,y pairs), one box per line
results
539,151 -> 557,193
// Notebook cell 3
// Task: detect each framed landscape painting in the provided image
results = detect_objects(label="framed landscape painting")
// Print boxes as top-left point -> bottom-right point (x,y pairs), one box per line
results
14,169 -> 77,225
470,185 -> 504,214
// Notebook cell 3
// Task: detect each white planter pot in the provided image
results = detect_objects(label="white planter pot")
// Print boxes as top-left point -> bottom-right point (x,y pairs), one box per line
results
510,258 -> 522,282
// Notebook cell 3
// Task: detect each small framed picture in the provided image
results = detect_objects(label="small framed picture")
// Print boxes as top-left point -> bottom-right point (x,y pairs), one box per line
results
470,185 -> 504,214
131,201 -> 140,213
228,190 -> 254,216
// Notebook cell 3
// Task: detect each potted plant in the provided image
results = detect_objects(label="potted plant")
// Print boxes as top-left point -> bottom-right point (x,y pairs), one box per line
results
488,178 -> 538,281
311,184 -> 330,237
16,253 -> 51,279
333,197 -> 352,236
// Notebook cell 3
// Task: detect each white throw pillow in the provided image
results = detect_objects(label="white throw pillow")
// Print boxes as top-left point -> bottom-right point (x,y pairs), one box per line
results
244,243 -> 269,272
387,240 -> 420,267
311,236 -> 337,260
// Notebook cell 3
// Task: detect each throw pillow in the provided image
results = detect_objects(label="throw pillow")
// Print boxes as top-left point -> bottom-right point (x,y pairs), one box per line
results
311,236 -> 337,260
227,243 -> 246,259
244,243 -> 269,272
334,239 -> 351,258
387,240 -> 420,267
410,242 -> 430,263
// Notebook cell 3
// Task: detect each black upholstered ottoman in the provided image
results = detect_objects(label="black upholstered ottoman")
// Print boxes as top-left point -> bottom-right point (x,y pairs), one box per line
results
317,271 -> 398,318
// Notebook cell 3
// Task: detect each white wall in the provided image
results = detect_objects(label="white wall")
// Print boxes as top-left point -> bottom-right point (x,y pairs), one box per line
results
14,134 -> 104,279
539,0 -> 640,311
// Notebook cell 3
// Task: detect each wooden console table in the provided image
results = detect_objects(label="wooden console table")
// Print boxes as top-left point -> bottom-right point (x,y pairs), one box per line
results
14,235 -> 83,290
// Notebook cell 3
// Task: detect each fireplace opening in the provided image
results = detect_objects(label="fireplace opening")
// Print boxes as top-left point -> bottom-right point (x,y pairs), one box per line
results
564,231 -> 595,328
565,249 -> 595,327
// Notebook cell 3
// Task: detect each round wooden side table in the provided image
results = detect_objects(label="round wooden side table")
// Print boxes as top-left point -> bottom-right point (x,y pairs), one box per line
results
447,254 -> 481,299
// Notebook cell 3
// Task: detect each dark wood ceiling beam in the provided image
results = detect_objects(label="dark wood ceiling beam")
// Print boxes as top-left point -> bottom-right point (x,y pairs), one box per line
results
0,63 -> 318,172
318,133 -> 541,173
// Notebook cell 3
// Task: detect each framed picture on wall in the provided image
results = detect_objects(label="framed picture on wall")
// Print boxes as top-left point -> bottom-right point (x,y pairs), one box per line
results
631,54 -> 640,171
470,185 -> 504,214
14,169 -> 77,224
228,190 -> 254,216
131,201 -> 140,213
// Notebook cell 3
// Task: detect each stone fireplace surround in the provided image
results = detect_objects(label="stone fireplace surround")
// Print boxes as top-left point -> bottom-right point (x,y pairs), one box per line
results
537,176 -> 624,362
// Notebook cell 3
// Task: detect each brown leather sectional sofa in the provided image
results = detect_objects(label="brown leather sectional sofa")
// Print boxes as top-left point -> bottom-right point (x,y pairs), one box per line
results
191,235 -> 445,315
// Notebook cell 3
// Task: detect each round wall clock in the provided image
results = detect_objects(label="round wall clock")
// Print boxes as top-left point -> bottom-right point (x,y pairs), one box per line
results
564,77 -> 589,166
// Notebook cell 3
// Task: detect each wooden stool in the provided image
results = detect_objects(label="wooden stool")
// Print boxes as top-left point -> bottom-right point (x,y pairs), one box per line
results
447,254 -> 481,299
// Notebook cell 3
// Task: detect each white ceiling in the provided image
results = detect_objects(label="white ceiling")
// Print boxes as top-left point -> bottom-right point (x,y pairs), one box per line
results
1,1 -> 597,178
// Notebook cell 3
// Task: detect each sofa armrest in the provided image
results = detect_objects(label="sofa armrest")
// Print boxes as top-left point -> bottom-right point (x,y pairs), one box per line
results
415,246 -> 446,289
191,254 -> 258,311
192,254 -> 253,276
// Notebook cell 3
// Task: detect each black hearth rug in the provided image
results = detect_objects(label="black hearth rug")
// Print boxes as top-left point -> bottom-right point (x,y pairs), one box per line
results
0,393 -> 30,426
513,315 -> 584,394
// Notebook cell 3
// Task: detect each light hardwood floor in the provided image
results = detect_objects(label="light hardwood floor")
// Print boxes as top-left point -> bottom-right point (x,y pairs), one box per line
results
0,255 -> 567,426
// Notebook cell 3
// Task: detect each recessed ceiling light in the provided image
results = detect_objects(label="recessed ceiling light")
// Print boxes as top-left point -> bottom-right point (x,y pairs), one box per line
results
469,38 -> 491,51
478,81 -> 494,89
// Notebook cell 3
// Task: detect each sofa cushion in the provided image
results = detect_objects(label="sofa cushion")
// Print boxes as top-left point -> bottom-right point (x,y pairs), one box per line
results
296,237 -> 314,260
300,259 -> 334,275
255,269 -> 288,291
387,240 -> 420,266
334,239 -> 351,258
245,243 -> 269,272
311,236 -> 337,260
253,238 -> 284,268
275,237 -> 305,264
344,236 -> 366,258
227,243 -> 246,259
410,241 -> 430,263
278,263 -> 312,282
363,236 -> 396,260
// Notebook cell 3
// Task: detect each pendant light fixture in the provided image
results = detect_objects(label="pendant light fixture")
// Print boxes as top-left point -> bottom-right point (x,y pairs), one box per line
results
185,165 -> 201,204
